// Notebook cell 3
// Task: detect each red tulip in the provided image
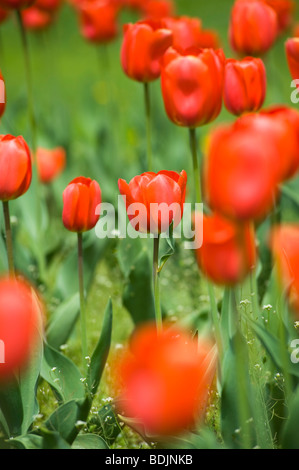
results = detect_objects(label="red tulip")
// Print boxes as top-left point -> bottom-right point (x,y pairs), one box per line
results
235,106 -> 299,182
36,146 -> 66,184
285,38 -> 299,85
0,0 -> 35,9
0,70 -> 6,119
0,276 -> 44,382
223,57 -> 266,116
113,323 -> 217,436
0,135 -> 32,202
22,6 -> 54,30
163,16 -> 219,51
270,225 -> 299,317
195,212 -> 256,285
229,0 -> 278,56
160,47 -> 225,128
120,19 -> 173,82
141,0 -> 174,19
78,0 -> 119,43
204,123 -> 279,221
62,177 -> 102,233
118,170 -> 187,235
0,6 -> 9,23
262,0 -> 295,33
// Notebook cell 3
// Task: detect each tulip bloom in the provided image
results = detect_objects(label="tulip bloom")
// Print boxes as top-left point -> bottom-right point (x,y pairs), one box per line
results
285,38 -> 299,85
0,276 -> 44,382
160,47 -> 225,128
204,123 -> 279,221
22,6 -> 54,30
36,146 -> 66,184
163,16 -> 219,51
229,0 -> 278,56
78,0 -> 119,43
195,212 -> 256,286
262,0 -> 295,33
120,19 -> 173,82
270,225 -> 299,317
62,177 -> 102,233
223,57 -> 266,116
0,135 -> 32,202
118,170 -> 187,235
141,0 -> 174,19
114,323 -> 217,436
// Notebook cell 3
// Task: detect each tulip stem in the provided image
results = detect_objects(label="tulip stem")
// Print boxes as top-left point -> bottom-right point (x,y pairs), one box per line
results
2,201 -> 14,276
77,232 -> 88,375
189,127 -> 202,205
16,9 -> 37,154
153,234 -> 162,333
144,82 -> 153,172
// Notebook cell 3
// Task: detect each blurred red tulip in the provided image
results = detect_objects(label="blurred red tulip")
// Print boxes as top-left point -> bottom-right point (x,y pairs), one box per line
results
0,276 -> 44,382
229,0 -> 278,56
285,38 -> 299,85
36,146 -> 66,184
163,16 -> 219,51
271,225 -> 299,317
0,6 -> 9,22
195,212 -> 256,286
141,0 -> 174,19
204,123 -> 279,221
0,70 -> 6,119
35,0 -> 61,11
160,47 -> 225,128
62,177 -> 102,233
114,323 -> 217,436
0,0 -> 35,9
120,19 -> 173,82
262,0 -> 295,33
223,57 -> 266,116
78,0 -> 119,43
0,135 -> 32,202
22,6 -> 54,30
118,170 -> 187,235
235,106 -> 299,182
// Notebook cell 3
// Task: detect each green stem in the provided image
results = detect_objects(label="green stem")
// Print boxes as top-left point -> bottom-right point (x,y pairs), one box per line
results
144,82 -> 152,172
2,201 -> 14,276
189,127 -> 202,205
153,234 -> 162,333
77,232 -> 88,375
16,9 -> 37,154
206,279 -> 222,359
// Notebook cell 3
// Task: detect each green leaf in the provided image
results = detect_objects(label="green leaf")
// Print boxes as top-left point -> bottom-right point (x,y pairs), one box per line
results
46,293 -> 80,350
11,433 -> 43,449
159,222 -> 175,271
0,376 -> 23,438
72,433 -> 109,449
40,342 -> 86,404
87,298 -> 113,397
281,385 -> 299,449
88,403 -> 121,447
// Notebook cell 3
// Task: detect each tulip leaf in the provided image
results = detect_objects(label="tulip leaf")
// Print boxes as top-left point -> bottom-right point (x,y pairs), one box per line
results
87,298 -> 113,397
159,222 -> 175,272
46,293 -> 80,350
87,402 -> 122,446
40,342 -> 86,404
10,433 -> 44,449
0,376 -> 23,438
281,385 -> 299,449
72,433 -> 109,449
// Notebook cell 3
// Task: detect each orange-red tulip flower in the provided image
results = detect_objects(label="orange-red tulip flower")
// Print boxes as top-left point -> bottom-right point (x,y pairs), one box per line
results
163,16 -> 219,51
78,0 -> 119,43
229,0 -> 278,56
223,57 -> 266,116
22,6 -> 54,30
0,135 -> 32,202
36,146 -> 66,184
271,225 -> 299,317
204,123 -> 279,221
141,0 -> 174,19
62,177 -> 102,233
118,170 -> 187,235
262,0 -> 295,33
160,47 -> 225,128
195,212 -> 256,285
286,38 -> 299,85
120,19 -> 173,82
0,276 -> 44,382
114,323 -> 217,436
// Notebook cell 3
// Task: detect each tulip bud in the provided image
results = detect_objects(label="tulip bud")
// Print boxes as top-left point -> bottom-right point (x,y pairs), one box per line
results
160,47 -> 225,128
229,0 -> 278,56
62,177 -> 102,233
36,146 -> 66,184
118,170 -> 187,235
195,212 -> 256,285
223,57 -> 266,116
285,38 -> 299,86
0,135 -> 32,202
0,276 -> 44,382
113,323 -> 217,436
120,19 -> 173,82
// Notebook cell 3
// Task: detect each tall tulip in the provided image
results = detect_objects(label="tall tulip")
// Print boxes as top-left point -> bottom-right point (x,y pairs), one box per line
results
62,177 -> 102,371
262,0 -> 295,33
285,38 -> 299,86
36,146 -> 66,184
229,0 -> 278,56
223,57 -> 266,116
163,16 -> 219,51
78,0 -> 119,44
